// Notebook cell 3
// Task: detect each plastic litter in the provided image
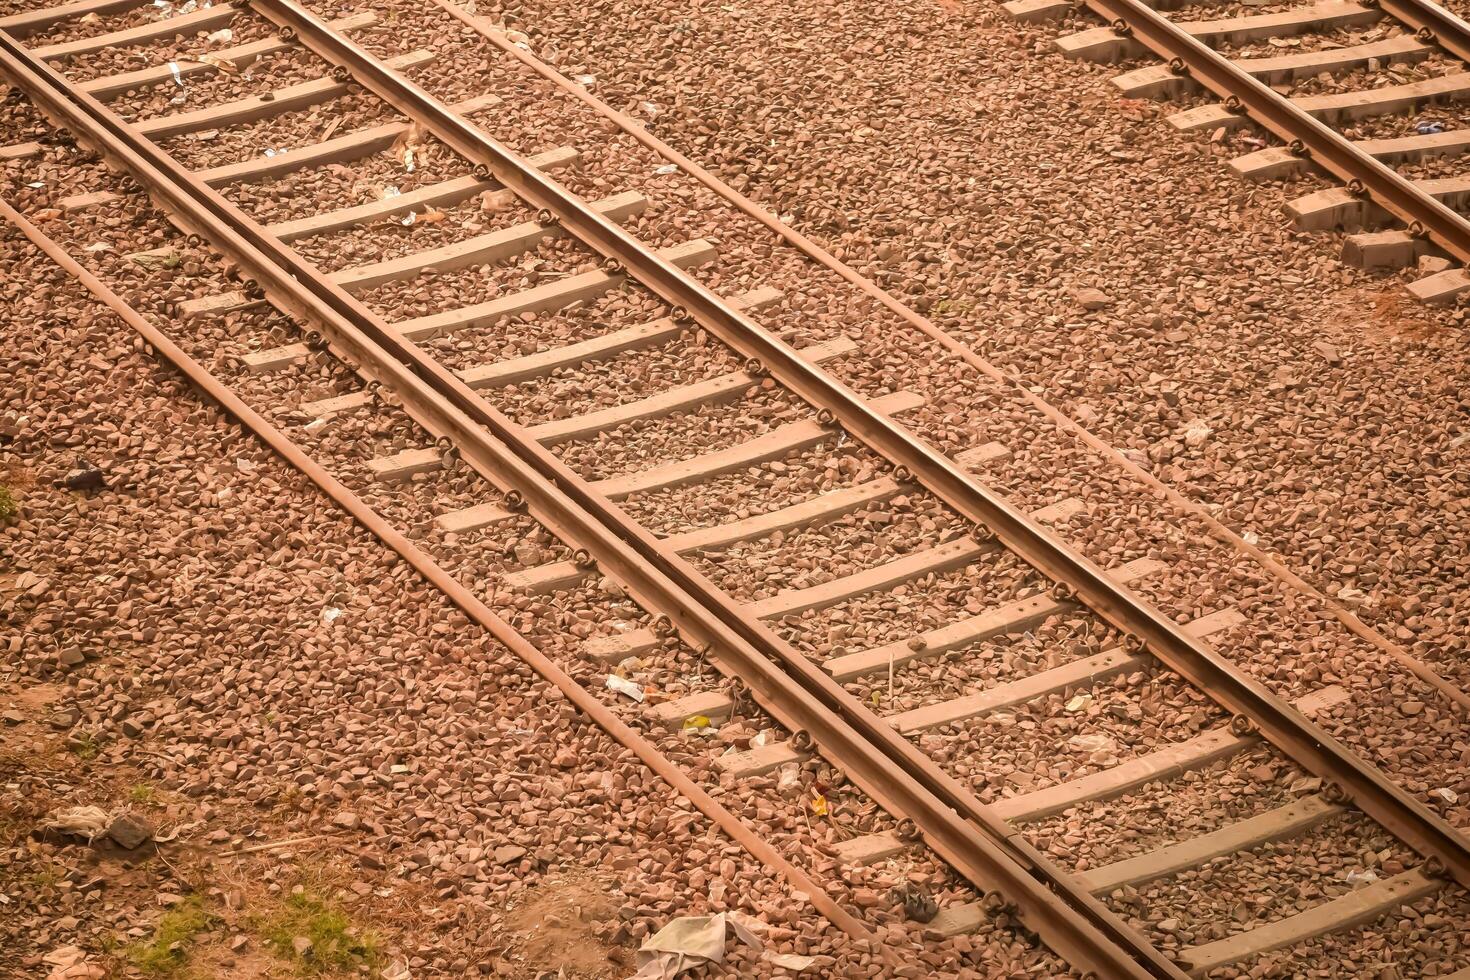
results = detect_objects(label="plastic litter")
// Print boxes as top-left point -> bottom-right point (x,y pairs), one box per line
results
605,674 -> 645,702
320,606 -> 343,624
41,806 -> 111,841
1417,120 -> 1446,135
633,912 -> 763,979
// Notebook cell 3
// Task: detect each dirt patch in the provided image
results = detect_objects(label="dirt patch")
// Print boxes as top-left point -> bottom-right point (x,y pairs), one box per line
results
502,871 -> 623,979
1325,285 -> 1445,344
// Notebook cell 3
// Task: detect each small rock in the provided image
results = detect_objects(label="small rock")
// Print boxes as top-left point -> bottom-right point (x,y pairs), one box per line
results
1,709 -> 25,726
494,845 -> 527,865
1311,340 -> 1341,365
331,812 -> 361,831
229,935 -> 248,952
292,935 -> 313,958
1075,287 -> 1114,311
55,649 -> 86,669
108,813 -> 154,850
49,707 -> 80,729
1400,700 -> 1425,716
61,463 -> 105,492
1419,254 -> 1452,275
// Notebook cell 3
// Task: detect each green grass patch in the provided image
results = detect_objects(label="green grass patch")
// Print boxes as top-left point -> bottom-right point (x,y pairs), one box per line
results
129,782 -> 156,805
260,889 -> 378,974
0,485 -> 15,522
128,896 -> 217,976
68,731 -> 101,760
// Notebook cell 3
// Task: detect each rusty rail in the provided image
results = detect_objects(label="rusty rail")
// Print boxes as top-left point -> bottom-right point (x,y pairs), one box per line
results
1079,0 -> 1470,266
0,192 -> 870,941
1376,0 -> 1470,65
0,21 -> 1173,979
246,0 -> 1470,894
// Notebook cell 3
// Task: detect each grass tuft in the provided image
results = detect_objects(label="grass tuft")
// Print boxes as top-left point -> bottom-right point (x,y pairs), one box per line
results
128,896 -> 217,975
0,485 -> 15,521
260,889 -> 378,974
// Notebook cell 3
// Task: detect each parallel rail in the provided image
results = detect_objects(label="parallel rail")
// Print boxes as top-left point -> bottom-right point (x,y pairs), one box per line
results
1078,0 -> 1470,265
0,13 -> 1169,979
244,0 -> 1470,898
5,0 -> 1470,973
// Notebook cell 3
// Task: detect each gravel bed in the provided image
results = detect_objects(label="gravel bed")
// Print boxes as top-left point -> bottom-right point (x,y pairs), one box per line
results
686,491 -> 966,600
10,0 -> 1470,966
768,551 -> 1042,663
1219,22 -> 1416,59
551,386 -> 808,482
1026,744 -> 1310,869
1109,814 -> 1417,952
846,606 -> 1123,715
23,0 -> 230,48
929,669 -> 1229,801
0,219 -> 890,978
1207,889 -> 1470,977
53,14 -> 284,85
0,114 -> 1088,975
441,0 -> 1470,725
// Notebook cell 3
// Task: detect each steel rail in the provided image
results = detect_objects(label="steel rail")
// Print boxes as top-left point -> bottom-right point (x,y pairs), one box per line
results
1079,0 -> 1470,266
0,193 -> 872,942
1375,0 -> 1470,65
0,26 -> 1172,980
443,0 -> 1470,717
248,0 -> 1470,894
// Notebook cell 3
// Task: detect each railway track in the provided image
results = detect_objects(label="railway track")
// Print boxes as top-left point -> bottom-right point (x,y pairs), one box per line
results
3,0 -> 1470,974
1009,0 -> 1470,304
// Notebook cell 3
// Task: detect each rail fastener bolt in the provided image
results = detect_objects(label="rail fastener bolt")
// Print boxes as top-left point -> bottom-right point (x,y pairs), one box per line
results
789,729 -> 814,753
277,25 -> 296,40
1123,634 -> 1147,655
1048,581 -> 1075,603
1347,178 -> 1369,199
892,465 -> 913,483
572,548 -> 596,569
896,818 -> 922,842
1168,57 -> 1189,76
331,65 -> 351,83
535,207 -> 557,226
1110,17 -> 1132,35
1229,714 -> 1256,737
1424,855 -> 1449,879
1409,220 -> 1430,239
502,489 -> 526,512
1288,139 -> 1310,158
1323,781 -> 1352,806
601,257 -> 624,276
670,305 -> 692,324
